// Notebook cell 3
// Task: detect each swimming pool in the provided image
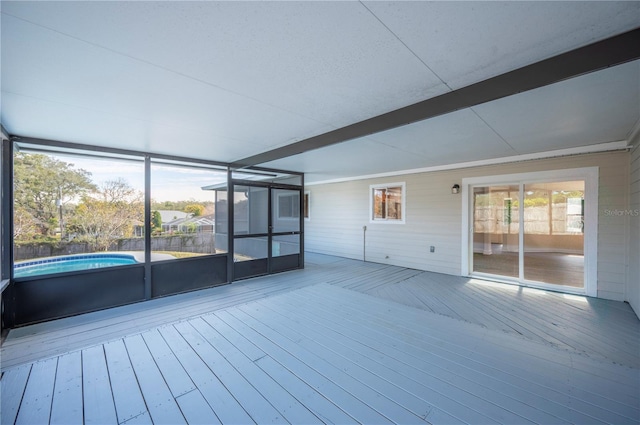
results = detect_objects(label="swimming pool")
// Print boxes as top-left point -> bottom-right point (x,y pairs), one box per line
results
14,253 -> 139,278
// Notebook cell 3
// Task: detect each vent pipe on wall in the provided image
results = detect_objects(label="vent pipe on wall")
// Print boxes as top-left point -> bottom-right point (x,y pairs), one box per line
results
363,225 -> 367,262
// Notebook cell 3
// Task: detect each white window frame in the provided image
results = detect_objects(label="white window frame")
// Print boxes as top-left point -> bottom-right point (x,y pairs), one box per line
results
369,182 -> 406,224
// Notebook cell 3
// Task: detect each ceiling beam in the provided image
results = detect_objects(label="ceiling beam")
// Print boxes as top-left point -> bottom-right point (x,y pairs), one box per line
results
232,27 -> 640,169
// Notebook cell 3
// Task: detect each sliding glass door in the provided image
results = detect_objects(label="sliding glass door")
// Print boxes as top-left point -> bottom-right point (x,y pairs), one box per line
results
472,185 -> 520,279
466,168 -> 596,295
523,181 -> 584,287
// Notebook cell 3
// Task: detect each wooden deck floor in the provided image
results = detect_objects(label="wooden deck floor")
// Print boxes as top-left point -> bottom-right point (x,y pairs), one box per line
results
1,254 -> 639,424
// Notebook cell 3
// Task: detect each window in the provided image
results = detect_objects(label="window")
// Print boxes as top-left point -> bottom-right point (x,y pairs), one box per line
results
277,192 -> 299,219
370,183 -> 405,223
304,191 -> 310,220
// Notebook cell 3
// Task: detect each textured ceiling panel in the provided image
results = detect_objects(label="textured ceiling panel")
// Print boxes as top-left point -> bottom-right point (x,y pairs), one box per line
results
1,92 -> 266,160
262,137 -> 431,183
1,13 -> 335,160
472,60 -> 640,153
1,1 -> 447,128
367,108 -> 516,162
365,1 -> 640,90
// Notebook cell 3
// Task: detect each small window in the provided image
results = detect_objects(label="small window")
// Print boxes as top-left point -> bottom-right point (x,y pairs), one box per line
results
277,192 -> 300,219
304,191 -> 310,220
370,183 -> 405,223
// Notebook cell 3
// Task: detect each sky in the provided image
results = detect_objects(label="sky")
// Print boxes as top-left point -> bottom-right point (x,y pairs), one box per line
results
53,153 -> 228,203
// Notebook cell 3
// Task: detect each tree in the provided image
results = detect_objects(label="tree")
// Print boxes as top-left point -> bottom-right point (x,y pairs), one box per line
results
13,205 -> 40,241
151,199 -> 214,212
184,204 -> 204,217
69,179 -> 144,251
151,210 -> 162,233
13,152 -> 96,239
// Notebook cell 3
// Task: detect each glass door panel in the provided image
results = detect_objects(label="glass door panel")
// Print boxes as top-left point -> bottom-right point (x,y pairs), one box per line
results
271,188 -> 302,273
272,189 -> 301,233
472,185 -> 520,278
233,185 -> 269,278
234,185 -> 268,236
523,181 -> 584,287
234,237 -> 268,262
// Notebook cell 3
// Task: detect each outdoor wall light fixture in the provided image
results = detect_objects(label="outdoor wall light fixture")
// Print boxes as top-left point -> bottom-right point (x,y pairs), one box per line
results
451,184 -> 460,194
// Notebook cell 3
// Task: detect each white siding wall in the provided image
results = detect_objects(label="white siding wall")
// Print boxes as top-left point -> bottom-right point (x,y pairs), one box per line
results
306,151 -> 630,301
628,144 -> 640,317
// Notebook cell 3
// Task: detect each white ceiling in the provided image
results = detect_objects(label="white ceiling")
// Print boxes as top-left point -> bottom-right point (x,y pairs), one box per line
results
1,1 -> 639,183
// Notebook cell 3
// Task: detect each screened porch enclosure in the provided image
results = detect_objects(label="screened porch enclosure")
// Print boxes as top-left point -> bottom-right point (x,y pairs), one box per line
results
1,139 -> 304,329
212,171 -> 304,281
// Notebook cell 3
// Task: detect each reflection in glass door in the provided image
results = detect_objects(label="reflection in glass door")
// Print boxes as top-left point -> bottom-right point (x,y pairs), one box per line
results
523,181 -> 584,287
472,185 -> 520,279
233,185 -> 269,279
271,189 -> 302,273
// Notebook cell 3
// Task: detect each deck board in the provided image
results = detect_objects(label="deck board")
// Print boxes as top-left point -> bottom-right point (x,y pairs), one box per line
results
0,364 -> 30,425
174,320 -> 286,425
191,317 -> 322,424
174,390 -> 220,425
104,340 -> 149,424
1,254 -> 638,424
82,345 -> 118,425
279,286 -> 638,423
243,298 -> 476,424
50,351 -> 83,425
306,284 -> 639,391
124,334 -> 187,425
140,330 -> 196,399
15,357 -> 56,425
336,264 -> 639,368
204,313 -> 359,425
157,325 -> 252,424
458,278 -> 639,356
276,289 -> 596,422
255,299 -> 564,424
229,307 -> 426,424
221,310 -> 395,424
0,267 -> 328,369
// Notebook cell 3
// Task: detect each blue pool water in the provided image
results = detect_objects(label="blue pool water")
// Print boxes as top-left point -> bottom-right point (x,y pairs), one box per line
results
14,254 -> 138,278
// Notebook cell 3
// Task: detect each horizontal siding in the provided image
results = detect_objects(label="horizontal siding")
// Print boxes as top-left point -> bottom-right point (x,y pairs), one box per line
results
628,143 -> 640,318
306,151 -> 630,300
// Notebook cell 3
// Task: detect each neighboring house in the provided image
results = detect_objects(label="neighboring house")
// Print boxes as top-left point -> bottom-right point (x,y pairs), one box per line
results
157,210 -> 189,223
162,214 -> 214,234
